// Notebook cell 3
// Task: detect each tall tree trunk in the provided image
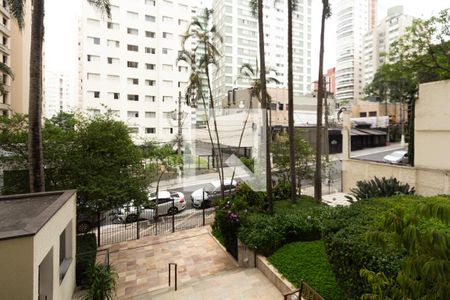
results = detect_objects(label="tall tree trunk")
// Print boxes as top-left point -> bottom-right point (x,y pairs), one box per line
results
287,0 -> 296,203
258,0 -> 273,213
28,0 -> 45,192
314,1 -> 327,202
407,98 -> 415,166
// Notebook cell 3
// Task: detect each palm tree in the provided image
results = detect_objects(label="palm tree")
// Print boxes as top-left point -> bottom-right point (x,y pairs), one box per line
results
250,0 -> 274,213
0,62 -> 14,96
7,0 -> 111,192
181,9 -> 226,198
314,0 -> 331,202
287,0 -> 298,203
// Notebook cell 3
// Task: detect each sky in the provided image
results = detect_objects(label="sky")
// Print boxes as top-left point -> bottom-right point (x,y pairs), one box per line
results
44,0 -> 449,80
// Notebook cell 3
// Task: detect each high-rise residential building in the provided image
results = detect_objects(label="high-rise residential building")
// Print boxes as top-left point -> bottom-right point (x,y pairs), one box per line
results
335,0 -> 377,103
78,0 -> 203,143
212,0 -> 312,105
0,1 -> 11,117
43,71 -> 75,118
363,6 -> 414,86
9,0 -> 32,115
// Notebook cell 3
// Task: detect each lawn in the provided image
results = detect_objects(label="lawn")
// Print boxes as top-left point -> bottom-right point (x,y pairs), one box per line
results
268,240 -> 346,300
274,195 -> 325,214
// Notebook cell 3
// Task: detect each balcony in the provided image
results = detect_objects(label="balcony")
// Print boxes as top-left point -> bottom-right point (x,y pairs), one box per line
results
0,102 -> 10,111
0,43 -> 9,55
0,23 -> 9,36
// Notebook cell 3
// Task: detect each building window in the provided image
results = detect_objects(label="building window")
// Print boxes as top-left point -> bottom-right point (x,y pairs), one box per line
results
162,64 -> 173,71
88,36 -> 100,45
145,80 -> 155,86
127,61 -> 138,68
360,112 -> 367,117
146,63 -> 156,70
162,48 -> 171,55
127,111 -> 139,118
163,96 -> 173,102
145,111 -> 156,118
127,44 -> 139,52
93,91 -> 100,98
178,66 -> 188,72
59,221 -> 73,281
162,16 -> 173,24
129,127 -> 139,134
145,127 -> 156,134
369,111 -> 377,117
162,32 -> 173,39
128,78 -> 139,85
127,11 -> 139,19
145,15 -> 156,22
145,31 -> 155,38
145,0 -> 156,5
145,47 -> 156,54
107,22 -> 119,30
127,28 -> 138,35
145,95 -> 155,102
162,80 -> 172,87
127,94 -> 139,101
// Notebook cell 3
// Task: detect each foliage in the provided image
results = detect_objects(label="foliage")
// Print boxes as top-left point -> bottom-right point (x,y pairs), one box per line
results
76,234 -> 98,286
273,181 -> 292,201
273,195 -> 324,214
272,132 -> 315,193
213,208 -> 241,259
238,206 -> 330,256
83,263 -> 117,300
239,156 -> 254,172
268,241 -> 346,300
361,203 -> 450,300
322,195 -> 449,299
348,177 -> 415,201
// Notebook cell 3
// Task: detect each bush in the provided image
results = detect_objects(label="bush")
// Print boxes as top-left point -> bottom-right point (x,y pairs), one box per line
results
76,233 -> 98,286
348,176 -> 415,200
213,209 -> 241,259
273,181 -> 291,201
268,241 -> 347,300
322,195 -> 449,299
238,207 -> 330,256
83,263 -> 117,300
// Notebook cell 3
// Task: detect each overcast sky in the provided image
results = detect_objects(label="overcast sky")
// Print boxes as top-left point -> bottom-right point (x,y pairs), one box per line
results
44,0 -> 449,80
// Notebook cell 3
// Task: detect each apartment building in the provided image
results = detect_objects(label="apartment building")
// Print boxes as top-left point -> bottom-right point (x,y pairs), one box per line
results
44,71 -> 75,119
363,6 -> 413,86
335,0 -> 377,103
212,0 -> 312,105
78,0 -> 202,143
0,0 -> 10,116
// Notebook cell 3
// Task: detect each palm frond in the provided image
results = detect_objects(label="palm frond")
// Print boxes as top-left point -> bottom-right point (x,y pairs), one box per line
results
87,0 -> 112,18
0,62 -> 14,80
7,0 -> 25,29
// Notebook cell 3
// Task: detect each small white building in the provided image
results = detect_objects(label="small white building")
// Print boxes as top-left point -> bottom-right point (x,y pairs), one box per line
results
0,190 -> 77,300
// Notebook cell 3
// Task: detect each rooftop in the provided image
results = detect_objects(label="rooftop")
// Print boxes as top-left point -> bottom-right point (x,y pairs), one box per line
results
0,190 -> 76,241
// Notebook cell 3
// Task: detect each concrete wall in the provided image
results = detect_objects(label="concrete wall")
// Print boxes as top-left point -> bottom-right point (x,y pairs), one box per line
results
351,100 -> 406,122
33,193 -> 77,300
415,80 -> 450,170
342,159 -> 450,196
0,236 -> 34,300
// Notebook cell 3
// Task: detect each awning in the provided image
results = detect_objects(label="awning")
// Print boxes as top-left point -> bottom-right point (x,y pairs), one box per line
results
351,129 -> 370,136
358,129 -> 387,136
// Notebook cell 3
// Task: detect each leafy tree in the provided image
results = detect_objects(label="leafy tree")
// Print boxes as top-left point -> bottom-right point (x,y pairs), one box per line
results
273,132 -> 315,195
314,0 -> 331,202
6,0 -> 111,192
361,203 -> 450,300
250,0 -> 274,213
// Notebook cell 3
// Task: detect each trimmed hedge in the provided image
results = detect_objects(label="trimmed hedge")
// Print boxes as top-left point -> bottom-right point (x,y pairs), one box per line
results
238,206 -> 331,256
268,241 -> 347,300
322,195 -> 450,299
76,233 -> 98,286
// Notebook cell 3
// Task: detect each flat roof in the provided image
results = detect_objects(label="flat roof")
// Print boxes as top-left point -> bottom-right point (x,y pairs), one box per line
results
0,190 -> 76,241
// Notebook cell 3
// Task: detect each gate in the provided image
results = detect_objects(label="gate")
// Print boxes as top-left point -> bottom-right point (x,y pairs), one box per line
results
85,200 -> 216,247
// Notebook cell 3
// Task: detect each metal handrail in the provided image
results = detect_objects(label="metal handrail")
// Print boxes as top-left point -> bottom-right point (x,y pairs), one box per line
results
168,263 -> 178,291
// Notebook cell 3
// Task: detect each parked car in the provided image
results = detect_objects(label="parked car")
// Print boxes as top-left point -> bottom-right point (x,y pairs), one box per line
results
191,179 -> 237,208
115,191 -> 186,223
76,211 -> 106,234
383,150 -> 408,164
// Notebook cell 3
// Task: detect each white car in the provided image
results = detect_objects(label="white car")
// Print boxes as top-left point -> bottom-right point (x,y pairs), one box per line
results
116,191 -> 185,223
191,179 -> 237,208
383,150 -> 408,164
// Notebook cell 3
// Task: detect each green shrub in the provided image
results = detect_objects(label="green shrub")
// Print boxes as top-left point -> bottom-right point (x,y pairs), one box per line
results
83,263 -> 117,300
322,195 -> 449,299
348,176 -> 415,200
273,181 -> 291,201
268,241 -> 347,300
273,195 -> 323,214
76,233 -> 98,286
213,209 -> 241,259
238,207 -> 330,256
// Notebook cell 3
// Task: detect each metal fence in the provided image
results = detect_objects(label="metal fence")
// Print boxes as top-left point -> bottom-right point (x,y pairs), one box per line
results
84,200 -> 215,247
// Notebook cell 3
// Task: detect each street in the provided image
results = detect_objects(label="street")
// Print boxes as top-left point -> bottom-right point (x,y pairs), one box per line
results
351,146 -> 407,162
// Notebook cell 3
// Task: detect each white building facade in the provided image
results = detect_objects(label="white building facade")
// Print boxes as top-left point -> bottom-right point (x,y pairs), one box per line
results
78,0 -> 202,143
0,2 -> 11,117
363,6 -> 413,86
44,71 -> 75,118
335,0 -> 377,103
212,0 -> 312,105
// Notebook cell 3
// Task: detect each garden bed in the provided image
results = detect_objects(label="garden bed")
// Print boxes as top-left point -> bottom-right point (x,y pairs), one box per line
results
268,240 -> 346,300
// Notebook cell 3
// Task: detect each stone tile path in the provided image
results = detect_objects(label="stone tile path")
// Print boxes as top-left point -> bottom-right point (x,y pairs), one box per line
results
137,268 -> 283,300
98,227 -> 241,299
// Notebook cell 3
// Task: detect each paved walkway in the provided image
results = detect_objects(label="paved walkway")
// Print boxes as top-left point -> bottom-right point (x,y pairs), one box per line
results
97,227 -> 282,299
